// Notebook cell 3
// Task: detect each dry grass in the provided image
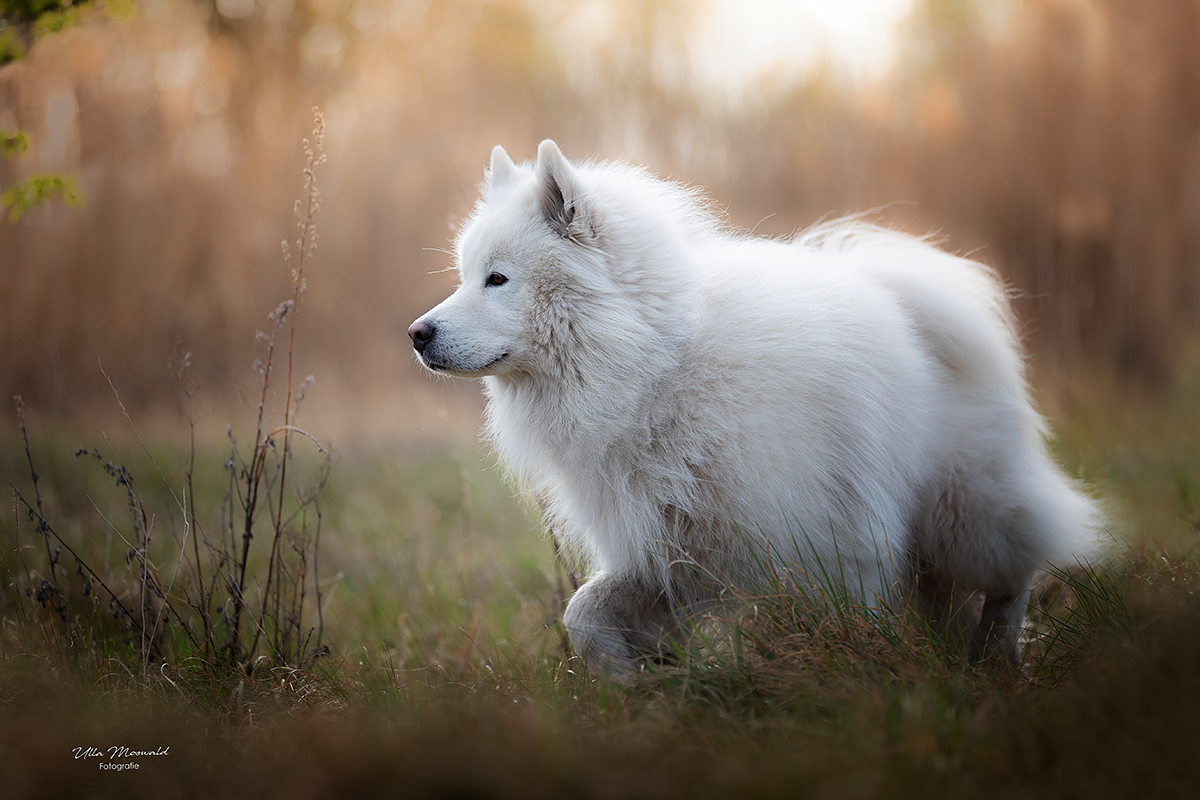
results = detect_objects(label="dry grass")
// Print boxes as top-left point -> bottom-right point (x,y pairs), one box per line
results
4,368 -> 1200,797
3,524 -> 1199,798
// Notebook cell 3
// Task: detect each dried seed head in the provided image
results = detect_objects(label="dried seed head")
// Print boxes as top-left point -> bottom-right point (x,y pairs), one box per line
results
311,106 -> 325,148
269,300 -> 292,324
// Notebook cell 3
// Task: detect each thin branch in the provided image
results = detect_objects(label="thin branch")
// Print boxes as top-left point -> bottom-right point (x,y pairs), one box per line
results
13,396 -> 66,627
250,107 -> 325,664
13,489 -> 165,662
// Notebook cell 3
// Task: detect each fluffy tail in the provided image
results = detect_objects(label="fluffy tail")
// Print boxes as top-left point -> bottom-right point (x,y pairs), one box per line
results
1028,454 -> 1112,571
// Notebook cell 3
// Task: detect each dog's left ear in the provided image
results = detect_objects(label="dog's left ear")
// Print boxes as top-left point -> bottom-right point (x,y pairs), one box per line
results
486,145 -> 518,194
536,140 -> 590,240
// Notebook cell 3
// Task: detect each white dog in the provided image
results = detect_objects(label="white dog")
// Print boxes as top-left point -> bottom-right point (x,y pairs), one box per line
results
409,140 -> 1105,674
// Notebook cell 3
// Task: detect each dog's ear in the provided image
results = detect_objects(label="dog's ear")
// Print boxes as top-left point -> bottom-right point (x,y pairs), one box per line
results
536,140 -> 587,239
486,145 -> 518,193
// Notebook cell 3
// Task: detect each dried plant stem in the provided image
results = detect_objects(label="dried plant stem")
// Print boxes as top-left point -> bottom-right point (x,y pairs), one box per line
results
7,109 -> 331,678
174,347 -> 214,659
12,473 -> 166,661
185,417 -> 212,658
250,107 -> 325,664
312,497 -> 324,657
228,310 -> 284,665
14,397 -> 63,620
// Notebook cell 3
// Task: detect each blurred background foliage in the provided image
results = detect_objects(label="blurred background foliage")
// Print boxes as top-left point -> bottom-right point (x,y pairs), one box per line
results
1,0 -> 1198,440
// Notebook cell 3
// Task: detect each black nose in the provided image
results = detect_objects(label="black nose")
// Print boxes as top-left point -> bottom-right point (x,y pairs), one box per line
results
408,319 -> 435,352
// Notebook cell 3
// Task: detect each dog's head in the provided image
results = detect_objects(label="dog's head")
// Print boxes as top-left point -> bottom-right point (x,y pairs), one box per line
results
408,140 -> 604,379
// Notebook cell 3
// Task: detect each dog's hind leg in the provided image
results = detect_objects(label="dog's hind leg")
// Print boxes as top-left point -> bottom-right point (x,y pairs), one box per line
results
908,562 -> 986,655
976,585 -> 1032,666
563,571 -> 684,677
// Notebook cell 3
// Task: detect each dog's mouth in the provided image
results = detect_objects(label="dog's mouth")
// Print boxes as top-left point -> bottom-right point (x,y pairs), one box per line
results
480,353 -> 509,370
420,352 -> 508,376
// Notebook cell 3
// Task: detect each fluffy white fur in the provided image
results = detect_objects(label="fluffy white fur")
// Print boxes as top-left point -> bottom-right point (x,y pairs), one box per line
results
409,140 -> 1106,674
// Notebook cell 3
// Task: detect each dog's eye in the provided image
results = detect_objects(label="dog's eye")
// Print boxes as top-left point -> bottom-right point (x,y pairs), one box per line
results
485,272 -> 508,287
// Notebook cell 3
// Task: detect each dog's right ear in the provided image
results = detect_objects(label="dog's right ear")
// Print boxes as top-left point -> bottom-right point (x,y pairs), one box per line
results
486,145 -> 518,193
536,139 -> 587,239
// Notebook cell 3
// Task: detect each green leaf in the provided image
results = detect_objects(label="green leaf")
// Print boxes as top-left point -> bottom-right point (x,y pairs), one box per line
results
1,173 -> 83,222
0,0 -> 78,23
1,129 -> 28,159
31,4 -> 76,37
0,25 -> 25,66
102,0 -> 134,22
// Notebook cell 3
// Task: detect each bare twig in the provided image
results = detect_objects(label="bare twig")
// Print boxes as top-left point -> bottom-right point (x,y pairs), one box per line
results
228,303 -> 286,665
81,490 -> 203,658
7,109 -> 332,679
312,496 -> 325,661
173,343 -> 214,659
250,107 -> 325,664
12,489 -> 164,662
13,396 -> 66,627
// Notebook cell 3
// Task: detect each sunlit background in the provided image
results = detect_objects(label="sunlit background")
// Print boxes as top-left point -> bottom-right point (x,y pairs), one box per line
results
2,0 -> 1198,443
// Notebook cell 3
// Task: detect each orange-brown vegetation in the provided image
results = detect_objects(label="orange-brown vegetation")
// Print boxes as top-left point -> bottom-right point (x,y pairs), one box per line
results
1,0 -> 1197,434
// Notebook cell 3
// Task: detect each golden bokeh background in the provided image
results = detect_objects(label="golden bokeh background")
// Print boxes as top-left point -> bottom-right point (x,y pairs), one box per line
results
2,0 -> 1198,441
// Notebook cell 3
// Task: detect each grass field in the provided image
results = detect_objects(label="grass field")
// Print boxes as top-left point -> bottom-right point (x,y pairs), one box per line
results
2,367 -> 1200,799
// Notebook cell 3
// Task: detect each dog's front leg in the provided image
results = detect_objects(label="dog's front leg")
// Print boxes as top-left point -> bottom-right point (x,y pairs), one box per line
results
562,571 -> 681,677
